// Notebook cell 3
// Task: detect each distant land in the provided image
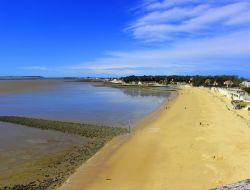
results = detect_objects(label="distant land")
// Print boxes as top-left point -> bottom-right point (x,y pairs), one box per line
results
0,76 -> 45,80
0,76 -> 81,80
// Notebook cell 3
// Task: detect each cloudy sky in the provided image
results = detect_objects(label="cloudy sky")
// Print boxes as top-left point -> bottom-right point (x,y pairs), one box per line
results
0,0 -> 249,77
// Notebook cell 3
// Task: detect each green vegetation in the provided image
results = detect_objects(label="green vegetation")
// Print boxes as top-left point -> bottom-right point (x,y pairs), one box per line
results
243,87 -> 250,94
121,75 -> 246,87
0,116 -> 128,190
242,101 -> 250,106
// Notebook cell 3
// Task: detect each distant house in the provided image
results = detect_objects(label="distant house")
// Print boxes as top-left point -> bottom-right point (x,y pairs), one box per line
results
240,81 -> 250,88
213,80 -> 219,86
138,81 -> 142,85
110,79 -> 123,84
204,79 -> 211,86
170,79 -> 175,84
229,89 -> 246,101
189,77 -> 193,84
164,78 -> 168,84
213,88 -> 247,101
224,80 -> 234,88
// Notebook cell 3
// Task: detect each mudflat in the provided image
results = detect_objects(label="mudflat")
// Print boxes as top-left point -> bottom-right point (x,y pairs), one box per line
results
0,122 -> 88,189
0,117 -> 127,189
58,87 -> 250,190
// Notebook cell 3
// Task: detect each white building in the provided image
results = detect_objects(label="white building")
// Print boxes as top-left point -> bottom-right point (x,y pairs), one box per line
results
110,79 -> 123,84
211,87 -> 249,101
138,81 -> 142,85
240,81 -> 250,88
224,80 -> 234,88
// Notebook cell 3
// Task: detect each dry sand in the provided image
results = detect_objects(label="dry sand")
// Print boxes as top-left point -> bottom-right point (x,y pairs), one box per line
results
58,87 -> 250,190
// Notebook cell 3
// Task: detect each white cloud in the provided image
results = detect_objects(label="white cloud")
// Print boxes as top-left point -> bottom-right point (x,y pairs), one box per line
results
145,0 -> 202,10
22,0 -> 250,77
65,29 -> 250,76
135,4 -> 208,25
128,0 -> 250,42
24,27 -> 250,76
226,11 -> 250,25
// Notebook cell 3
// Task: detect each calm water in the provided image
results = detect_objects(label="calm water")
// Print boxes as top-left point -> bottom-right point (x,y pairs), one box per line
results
0,81 -> 172,187
0,81 -> 172,127
0,121 -> 88,186
0,122 -> 88,172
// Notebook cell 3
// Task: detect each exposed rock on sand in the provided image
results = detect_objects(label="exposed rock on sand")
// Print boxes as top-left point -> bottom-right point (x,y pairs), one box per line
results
213,179 -> 250,190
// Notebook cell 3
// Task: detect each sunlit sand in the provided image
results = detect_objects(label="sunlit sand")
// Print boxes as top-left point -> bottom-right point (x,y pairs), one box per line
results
59,87 -> 250,190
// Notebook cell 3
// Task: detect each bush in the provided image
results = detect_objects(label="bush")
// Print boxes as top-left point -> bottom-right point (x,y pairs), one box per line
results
243,87 -> 250,94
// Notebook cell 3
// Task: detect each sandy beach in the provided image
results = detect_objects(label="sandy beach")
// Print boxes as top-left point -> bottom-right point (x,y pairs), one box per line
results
58,87 -> 250,190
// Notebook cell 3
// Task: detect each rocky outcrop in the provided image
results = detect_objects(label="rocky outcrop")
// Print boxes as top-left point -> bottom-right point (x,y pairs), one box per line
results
213,179 -> 250,190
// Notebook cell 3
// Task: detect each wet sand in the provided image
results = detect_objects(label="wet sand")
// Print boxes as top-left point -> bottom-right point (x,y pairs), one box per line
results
0,122 -> 88,188
58,87 -> 250,190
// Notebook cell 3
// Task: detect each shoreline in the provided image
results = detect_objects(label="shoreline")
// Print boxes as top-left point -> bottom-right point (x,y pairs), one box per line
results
133,89 -> 178,131
0,117 -> 127,189
57,90 -> 178,190
58,87 -> 250,190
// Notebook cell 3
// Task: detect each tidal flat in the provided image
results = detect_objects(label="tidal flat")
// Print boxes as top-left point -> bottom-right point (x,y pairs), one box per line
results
0,117 -> 127,189
0,121 -> 88,189
0,80 -> 172,189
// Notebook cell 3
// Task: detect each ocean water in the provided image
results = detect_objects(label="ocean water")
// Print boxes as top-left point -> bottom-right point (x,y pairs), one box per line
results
0,81 -> 172,128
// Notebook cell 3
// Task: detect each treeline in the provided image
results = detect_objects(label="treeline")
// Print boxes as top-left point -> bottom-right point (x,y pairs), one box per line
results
121,75 -> 245,87
243,87 -> 250,93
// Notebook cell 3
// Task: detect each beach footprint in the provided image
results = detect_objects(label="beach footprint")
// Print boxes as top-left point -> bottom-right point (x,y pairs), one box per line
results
199,121 -> 211,127
202,153 -> 224,161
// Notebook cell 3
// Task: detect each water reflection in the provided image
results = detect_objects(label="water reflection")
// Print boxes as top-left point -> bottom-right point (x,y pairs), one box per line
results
117,86 -> 172,98
0,81 -> 172,127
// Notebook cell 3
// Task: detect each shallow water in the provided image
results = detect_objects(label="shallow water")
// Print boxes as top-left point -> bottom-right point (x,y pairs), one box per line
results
0,122 -> 88,186
0,121 -> 88,170
0,81 -> 171,127
0,81 -> 172,187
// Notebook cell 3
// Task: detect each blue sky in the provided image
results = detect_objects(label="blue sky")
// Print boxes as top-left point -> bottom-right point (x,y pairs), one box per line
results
0,0 -> 250,77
